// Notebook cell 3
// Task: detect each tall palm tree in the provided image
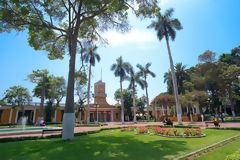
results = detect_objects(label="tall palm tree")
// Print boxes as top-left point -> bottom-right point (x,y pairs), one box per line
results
137,63 -> 156,121
111,56 -> 130,124
83,46 -> 101,124
148,8 -> 183,124
125,65 -> 145,124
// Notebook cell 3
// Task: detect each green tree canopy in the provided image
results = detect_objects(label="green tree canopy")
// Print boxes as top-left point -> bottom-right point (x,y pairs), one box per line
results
114,88 -> 133,120
2,85 -> 32,116
198,50 -> 216,63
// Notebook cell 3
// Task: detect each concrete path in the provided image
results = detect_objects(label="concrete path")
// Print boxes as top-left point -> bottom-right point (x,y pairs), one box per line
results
1,121 -> 240,139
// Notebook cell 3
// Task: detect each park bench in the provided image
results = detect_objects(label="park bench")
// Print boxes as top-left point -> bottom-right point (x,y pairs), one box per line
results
205,121 -> 220,128
42,129 -> 62,136
163,122 -> 173,127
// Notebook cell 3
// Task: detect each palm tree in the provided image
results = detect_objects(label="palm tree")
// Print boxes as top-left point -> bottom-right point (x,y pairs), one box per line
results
148,8 -> 183,124
164,63 -> 188,95
137,63 -> 156,121
111,56 -> 130,124
164,71 -> 173,94
175,63 -> 188,94
83,46 -> 101,124
125,65 -> 145,123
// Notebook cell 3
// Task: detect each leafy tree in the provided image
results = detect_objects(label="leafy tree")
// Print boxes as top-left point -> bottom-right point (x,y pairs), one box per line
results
148,8 -> 183,124
191,90 -> 209,114
75,70 -> 88,121
83,46 -> 100,124
114,89 -> 133,121
231,45 -> 240,56
137,62 -> 156,121
219,46 -> 240,66
0,99 -> 6,106
48,76 -> 66,106
219,63 -> 240,119
0,0 -> 160,140
194,61 -> 223,113
2,85 -> 32,118
28,69 -> 50,125
136,95 -> 147,120
198,50 -> 216,63
111,56 -> 130,124
125,64 -> 144,123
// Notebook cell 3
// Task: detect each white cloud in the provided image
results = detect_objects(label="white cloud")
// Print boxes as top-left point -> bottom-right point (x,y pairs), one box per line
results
159,0 -> 174,6
102,29 -> 156,47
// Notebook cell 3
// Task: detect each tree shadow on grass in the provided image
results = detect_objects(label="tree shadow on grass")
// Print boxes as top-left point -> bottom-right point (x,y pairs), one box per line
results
0,132 -> 187,160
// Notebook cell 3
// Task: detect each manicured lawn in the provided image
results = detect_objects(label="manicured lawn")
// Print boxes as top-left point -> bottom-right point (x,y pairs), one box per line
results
0,129 -> 239,160
196,138 -> 240,160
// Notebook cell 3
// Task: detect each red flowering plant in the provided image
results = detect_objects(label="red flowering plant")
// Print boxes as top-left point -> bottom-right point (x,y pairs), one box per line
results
184,128 -> 202,136
172,129 -> 180,136
165,129 -> 172,136
183,128 -> 191,136
152,126 -> 165,135
136,126 -> 148,134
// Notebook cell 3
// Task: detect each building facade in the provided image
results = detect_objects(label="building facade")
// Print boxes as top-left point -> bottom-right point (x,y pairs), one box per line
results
0,80 -> 121,124
78,80 -> 121,122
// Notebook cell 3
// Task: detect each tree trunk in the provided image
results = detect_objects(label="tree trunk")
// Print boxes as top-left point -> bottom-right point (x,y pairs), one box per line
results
87,63 -> 91,124
36,79 -> 45,126
62,1 -> 83,140
120,77 -> 124,124
165,37 -> 182,125
62,42 -> 76,140
145,76 -> 150,121
133,81 -> 137,124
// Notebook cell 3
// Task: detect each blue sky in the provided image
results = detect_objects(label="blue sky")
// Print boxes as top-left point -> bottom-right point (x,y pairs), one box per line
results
0,0 -> 240,105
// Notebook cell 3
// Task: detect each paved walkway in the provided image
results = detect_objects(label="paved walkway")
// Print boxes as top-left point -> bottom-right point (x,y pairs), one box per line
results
1,121 -> 240,139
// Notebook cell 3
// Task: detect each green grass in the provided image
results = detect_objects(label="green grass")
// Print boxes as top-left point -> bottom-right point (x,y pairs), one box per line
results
0,129 -> 240,160
196,138 -> 240,160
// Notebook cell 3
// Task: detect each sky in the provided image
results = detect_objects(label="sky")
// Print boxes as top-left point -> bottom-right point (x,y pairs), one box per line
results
0,0 -> 240,105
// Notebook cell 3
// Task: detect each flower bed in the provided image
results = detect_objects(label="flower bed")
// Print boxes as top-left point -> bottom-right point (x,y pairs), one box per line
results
128,126 -> 206,138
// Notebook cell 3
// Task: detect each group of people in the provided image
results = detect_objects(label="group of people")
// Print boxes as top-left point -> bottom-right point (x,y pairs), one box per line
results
163,118 -> 173,126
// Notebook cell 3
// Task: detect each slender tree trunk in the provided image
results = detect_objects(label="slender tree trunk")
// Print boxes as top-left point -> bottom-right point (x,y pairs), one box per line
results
62,1 -> 83,140
120,77 -> 124,124
228,88 -> 236,120
36,79 -> 45,126
87,63 -> 91,124
165,37 -> 182,125
133,81 -> 137,124
145,76 -> 150,121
